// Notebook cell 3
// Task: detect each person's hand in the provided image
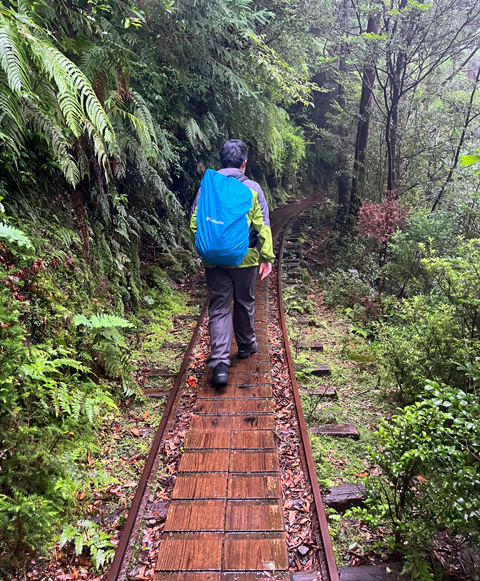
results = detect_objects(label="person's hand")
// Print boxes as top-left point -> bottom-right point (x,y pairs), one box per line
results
259,262 -> 272,280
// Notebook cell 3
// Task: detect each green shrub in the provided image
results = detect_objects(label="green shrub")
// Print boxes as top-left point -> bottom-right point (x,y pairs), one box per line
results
386,209 -> 457,298
353,384 -> 479,576
324,269 -> 372,308
348,383 -> 480,578
376,295 -> 463,402
377,239 -> 480,402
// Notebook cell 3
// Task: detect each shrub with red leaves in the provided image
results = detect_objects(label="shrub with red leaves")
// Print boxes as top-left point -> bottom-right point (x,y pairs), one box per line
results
357,191 -> 409,247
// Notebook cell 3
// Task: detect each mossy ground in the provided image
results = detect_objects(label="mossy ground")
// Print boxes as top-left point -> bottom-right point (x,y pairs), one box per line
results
39,280 -> 207,578
283,264 -> 395,564
91,284 -> 205,518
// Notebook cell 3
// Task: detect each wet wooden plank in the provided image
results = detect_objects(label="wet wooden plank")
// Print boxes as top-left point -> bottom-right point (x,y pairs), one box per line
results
300,386 -> 337,397
229,353 -> 270,364
228,475 -> 280,499
232,415 -> 276,431
230,451 -> 279,473
311,341 -> 324,351
178,450 -> 230,472
232,337 -> 269,346
233,362 -> 271,373
223,533 -> 288,571
324,483 -> 366,511
282,260 -> 300,268
199,373 -> 271,387
310,364 -> 332,377
143,387 -> 172,398
226,501 -> 284,531
184,432 -> 231,449
338,564 -> 407,580
231,431 -> 275,450
162,342 -> 188,349
194,399 -> 273,415
289,573 -> 322,581
172,473 -> 228,500
189,415 -> 275,432
222,574 -> 289,581
144,368 -> 177,377
164,500 -> 226,531
296,363 -> 331,376
233,385 -> 273,398
156,532 -> 223,571
155,574 -> 221,581
310,424 -> 360,439
230,345 -> 269,355
204,363 -> 271,374
196,384 -> 236,398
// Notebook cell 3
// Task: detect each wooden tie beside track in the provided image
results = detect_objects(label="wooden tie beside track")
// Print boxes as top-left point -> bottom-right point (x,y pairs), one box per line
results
155,276 -> 290,579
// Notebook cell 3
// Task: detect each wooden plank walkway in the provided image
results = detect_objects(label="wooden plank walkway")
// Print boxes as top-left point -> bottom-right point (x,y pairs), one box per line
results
155,278 -> 289,581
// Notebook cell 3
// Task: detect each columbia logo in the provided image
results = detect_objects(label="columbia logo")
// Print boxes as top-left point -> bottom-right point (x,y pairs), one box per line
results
206,216 -> 224,225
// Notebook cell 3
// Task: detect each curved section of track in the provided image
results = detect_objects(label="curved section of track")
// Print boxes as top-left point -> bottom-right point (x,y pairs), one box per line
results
272,194 -> 339,581
106,192 -> 337,581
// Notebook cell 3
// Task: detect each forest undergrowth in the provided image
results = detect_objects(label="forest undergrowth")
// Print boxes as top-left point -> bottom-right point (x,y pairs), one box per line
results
3,0 -> 480,579
284,201 -> 480,580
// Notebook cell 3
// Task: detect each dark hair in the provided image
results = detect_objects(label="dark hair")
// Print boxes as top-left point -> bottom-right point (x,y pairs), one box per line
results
219,139 -> 248,168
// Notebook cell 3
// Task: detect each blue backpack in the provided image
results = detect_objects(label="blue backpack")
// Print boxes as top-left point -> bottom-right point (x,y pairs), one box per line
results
195,169 -> 253,266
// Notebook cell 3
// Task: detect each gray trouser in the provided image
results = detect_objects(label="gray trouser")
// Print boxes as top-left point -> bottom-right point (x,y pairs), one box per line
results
205,265 -> 258,368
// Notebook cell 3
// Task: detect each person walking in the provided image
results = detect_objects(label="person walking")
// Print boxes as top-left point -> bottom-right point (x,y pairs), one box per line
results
190,139 -> 274,387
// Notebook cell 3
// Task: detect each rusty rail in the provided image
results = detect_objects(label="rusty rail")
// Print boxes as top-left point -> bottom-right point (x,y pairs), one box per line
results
106,193 -> 337,581
106,299 -> 209,581
276,209 -> 340,581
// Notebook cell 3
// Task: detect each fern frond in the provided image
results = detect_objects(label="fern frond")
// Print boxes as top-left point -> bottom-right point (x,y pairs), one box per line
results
184,117 -> 209,150
51,358 -> 90,373
130,90 -> 158,145
56,382 -> 72,416
74,313 -> 133,329
25,101 -> 80,186
73,314 -> 91,327
26,33 -> 115,143
91,313 -> 133,329
138,159 -> 181,215
0,221 -> 34,250
0,17 -> 30,92
117,108 -> 154,158
54,227 -> 82,249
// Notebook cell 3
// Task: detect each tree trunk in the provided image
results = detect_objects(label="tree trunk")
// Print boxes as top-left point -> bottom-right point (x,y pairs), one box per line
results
350,13 -> 380,215
386,0 -> 408,194
335,0 -> 350,226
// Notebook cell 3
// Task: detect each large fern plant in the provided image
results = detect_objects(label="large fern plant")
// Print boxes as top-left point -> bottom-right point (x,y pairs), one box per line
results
0,2 -> 116,185
0,1 -> 163,191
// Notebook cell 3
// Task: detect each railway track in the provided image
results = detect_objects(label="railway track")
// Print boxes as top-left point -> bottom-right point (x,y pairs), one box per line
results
106,193 -> 337,581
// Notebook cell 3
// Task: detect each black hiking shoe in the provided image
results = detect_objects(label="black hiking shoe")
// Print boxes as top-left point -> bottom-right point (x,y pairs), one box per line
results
237,341 -> 258,360
212,363 -> 229,387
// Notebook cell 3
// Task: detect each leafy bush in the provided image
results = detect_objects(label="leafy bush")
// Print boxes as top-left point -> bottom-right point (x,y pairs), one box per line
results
386,209 -> 457,298
357,191 -> 409,247
376,295 -> 463,402
348,383 -> 480,578
0,288 -> 119,569
0,218 -> 136,570
377,239 -> 480,402
324,269 -> 372,308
